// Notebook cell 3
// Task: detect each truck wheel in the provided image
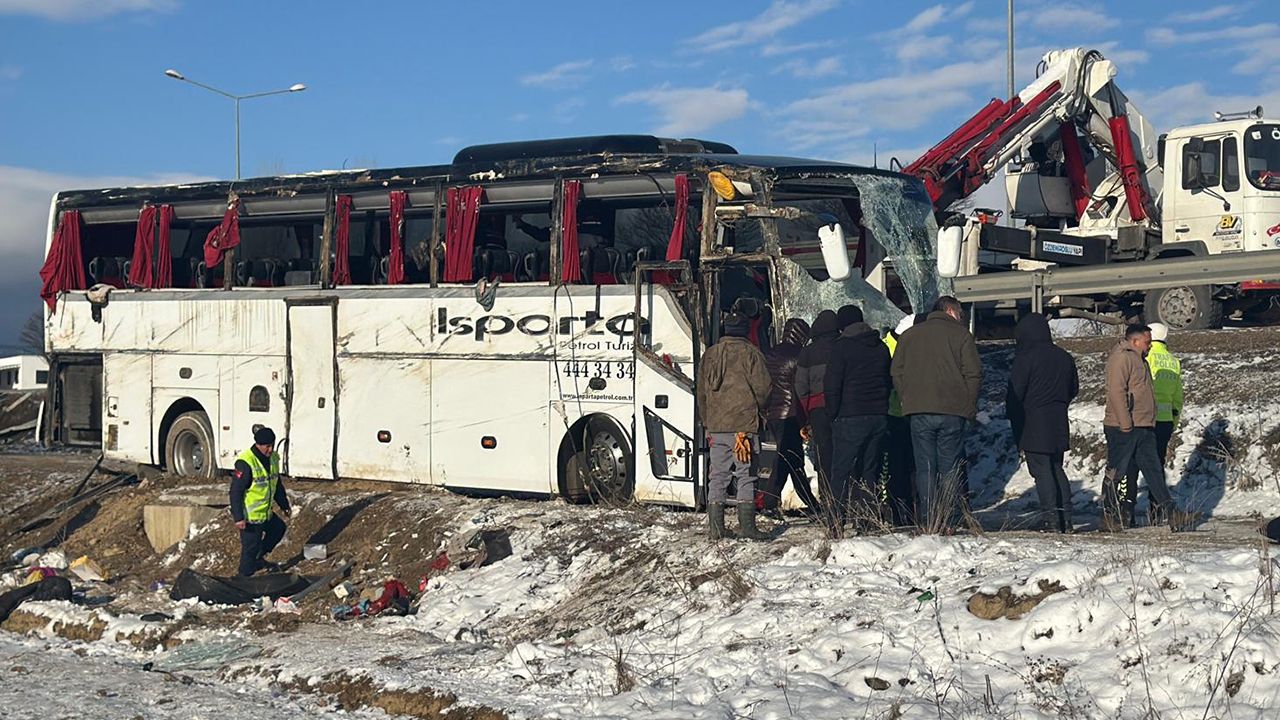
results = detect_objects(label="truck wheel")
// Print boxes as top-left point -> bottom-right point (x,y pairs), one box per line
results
165,411 -> 217,479
1145,285 -> 1222,330
563,415 -> 634,505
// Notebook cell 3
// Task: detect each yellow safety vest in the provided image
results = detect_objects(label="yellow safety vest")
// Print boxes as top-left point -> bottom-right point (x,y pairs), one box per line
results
238,448 -> 281,524
884,333 -> 902,417
1146,341 -> 1183,423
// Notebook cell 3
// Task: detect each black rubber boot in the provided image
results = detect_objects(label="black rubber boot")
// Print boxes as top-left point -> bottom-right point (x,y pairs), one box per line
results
737,503 -> 771,541
708,504 -> 732,540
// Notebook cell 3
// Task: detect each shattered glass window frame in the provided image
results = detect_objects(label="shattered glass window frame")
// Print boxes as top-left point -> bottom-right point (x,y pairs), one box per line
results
764,171 -> 949,332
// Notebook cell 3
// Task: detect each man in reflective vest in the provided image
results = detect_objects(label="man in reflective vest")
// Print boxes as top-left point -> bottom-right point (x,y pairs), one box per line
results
1126,322 -> 1183,523
881,314 -> 917,526
230,426 -> 291,576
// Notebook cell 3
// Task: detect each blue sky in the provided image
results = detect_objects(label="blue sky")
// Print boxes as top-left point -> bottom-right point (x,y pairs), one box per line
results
1,0 -> 1277,346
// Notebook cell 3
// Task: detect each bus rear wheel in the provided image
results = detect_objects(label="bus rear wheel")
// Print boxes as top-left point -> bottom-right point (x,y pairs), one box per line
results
165,411 -> 217,479
1145,285 -> 1222,330
564,416 -> 634,504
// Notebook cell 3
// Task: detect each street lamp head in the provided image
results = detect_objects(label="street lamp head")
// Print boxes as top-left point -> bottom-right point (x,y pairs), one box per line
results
164,69 -> 185,80
289,83 -> 307,92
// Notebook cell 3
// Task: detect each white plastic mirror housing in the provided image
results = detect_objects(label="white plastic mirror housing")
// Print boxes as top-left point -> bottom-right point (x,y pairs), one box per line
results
818,223 -> 852,282
937,225 -> 964,279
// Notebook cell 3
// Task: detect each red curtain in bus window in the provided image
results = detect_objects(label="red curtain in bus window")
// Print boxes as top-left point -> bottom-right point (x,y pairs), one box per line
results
155,205 -> 174,288
39,210 -> 86,312
560,179 -> 582,283
443,186 -> 482,283
202,200 -> 241,268
664,173 -> 689,262
387,191 -> 407,285
128,205 -> 158,288
333,195 -> 353,285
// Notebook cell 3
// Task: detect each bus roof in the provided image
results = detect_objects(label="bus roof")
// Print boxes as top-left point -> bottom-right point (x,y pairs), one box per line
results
54,134 -> 904,210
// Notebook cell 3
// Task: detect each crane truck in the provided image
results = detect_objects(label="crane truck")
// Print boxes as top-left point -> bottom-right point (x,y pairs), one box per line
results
905,47 -> 1280,330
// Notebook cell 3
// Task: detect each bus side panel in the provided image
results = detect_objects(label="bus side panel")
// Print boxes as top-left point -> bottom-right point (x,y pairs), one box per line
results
431,359 -> 551,492
151,354 -> 223,467
336,356 -> 433,484
228,355 -> 288,467
102,352 -> 152,464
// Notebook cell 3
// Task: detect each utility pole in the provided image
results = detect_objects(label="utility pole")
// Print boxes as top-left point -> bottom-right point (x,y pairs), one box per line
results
1006,0 -> 1015,227
164,70 -> 307,179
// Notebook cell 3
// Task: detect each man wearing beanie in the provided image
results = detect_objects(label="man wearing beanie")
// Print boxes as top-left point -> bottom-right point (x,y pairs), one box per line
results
824,304 -> 892,537
230,426 -> 291,576
1125,322 -> 1184,523
698,312 -> 773,540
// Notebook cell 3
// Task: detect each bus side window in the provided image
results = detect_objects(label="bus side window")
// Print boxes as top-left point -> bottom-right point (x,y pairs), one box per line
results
249,385 -> 270,413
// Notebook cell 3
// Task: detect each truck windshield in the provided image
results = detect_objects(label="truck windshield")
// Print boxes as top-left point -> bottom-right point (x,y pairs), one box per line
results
1244,124 -> 1280,191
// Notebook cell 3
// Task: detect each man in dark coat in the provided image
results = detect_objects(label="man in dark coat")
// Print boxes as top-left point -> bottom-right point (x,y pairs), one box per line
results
891,296 -> 982,530
824,305 -> 892,536
1006,313 -> 1078,533
795,309 -> 839,488
761,318 -> 816,514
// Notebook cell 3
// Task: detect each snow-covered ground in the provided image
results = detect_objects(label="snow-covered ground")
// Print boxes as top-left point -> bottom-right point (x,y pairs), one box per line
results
4,329 -> 1280,718
7,515 -> 1280,718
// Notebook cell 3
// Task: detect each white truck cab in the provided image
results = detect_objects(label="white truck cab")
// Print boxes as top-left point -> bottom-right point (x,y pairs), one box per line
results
1162,119 -> 1280,255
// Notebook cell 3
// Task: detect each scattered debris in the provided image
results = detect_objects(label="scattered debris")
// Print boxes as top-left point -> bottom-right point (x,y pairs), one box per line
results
303,543 -> 328,560
0,576 -> 73,623
169,569 -> 313,605
967,580 -> 1065,621
69,555 -> 107,582
147,639 -> 263,672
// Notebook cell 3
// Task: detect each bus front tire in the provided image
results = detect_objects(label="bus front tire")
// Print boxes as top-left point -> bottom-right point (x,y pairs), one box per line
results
1144,285 -> 1222,331
562,415 -> 634,505
165,411 -> 217,479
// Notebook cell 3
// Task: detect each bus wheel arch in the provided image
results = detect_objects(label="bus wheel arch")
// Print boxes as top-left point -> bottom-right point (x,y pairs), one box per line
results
557,414 -> 634,504
158,399 -> 217,479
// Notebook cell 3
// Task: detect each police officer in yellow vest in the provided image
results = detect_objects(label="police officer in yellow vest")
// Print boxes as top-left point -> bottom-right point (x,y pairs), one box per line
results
1125,322 -> 1183,522
230,427 -> 291,577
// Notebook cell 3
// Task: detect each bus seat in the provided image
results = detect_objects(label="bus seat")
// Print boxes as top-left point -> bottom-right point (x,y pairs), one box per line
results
521,249 -> 550,282
88,257 -> 126,289
474,246 -> 515,282
582,246 -> 621,285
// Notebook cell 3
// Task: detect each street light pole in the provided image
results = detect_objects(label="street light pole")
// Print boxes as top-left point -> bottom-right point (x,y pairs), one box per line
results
164,69 -> 306,179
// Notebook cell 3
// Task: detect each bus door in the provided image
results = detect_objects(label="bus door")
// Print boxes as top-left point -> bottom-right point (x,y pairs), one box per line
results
632,262 -> 698,505
285,301 -> 337,480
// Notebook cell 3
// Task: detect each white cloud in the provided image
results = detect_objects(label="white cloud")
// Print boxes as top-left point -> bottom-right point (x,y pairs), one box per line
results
1167,5 -> 1244,23
686,0 -> 839,53
775,56 -> 843,79
1129,83 -> 1280,131
761,40 -> 837,57
1146,23 -> 1277,46
610,56 -> 637,72
0,0 -> 175,20
614,85 -> 750,136
1024,2 -> 1117,34
520,60 -> 594,89
780,56 -> 1004,148
902,2 -> 974,33
0,165 -> 209,344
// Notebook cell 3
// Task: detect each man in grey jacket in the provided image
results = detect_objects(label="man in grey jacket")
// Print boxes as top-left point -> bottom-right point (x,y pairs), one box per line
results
697,312 -> 773,540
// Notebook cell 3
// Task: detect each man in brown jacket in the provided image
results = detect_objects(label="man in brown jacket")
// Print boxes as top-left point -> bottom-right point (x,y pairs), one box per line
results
1102,324 -> 1193,531
891,296 -> 982,530
698,312 -> 772,540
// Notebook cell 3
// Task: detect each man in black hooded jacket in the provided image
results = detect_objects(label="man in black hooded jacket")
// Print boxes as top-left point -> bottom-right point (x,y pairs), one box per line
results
1006,313 -> 1078,532
823,305 -> 892,536
795,309 -> 839,488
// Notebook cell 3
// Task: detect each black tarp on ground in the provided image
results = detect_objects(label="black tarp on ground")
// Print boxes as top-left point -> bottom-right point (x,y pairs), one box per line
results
0,576 -> 73,623
170,569 -> 312,605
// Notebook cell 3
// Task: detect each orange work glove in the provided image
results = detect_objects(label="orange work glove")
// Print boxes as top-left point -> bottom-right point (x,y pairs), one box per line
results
733,432 -> 752,464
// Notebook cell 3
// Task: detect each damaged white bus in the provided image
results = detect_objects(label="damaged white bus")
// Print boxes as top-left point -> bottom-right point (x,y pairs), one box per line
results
41,135 -> 942,507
